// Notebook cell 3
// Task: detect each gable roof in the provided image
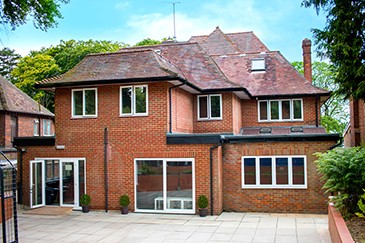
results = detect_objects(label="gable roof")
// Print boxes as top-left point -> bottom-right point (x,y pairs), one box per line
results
0,76 -> 54,117
38,27 -> 329,99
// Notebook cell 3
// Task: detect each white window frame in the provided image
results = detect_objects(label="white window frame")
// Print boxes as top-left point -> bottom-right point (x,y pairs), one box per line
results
197,94 -> 222,120
33,119 -> 40,136
134,158 -> 195,214
71,88 -> 98,118
43,119 -> 52,136
258,99 -> 303,122
120,85 -> 148,117
241,155 -> 307,189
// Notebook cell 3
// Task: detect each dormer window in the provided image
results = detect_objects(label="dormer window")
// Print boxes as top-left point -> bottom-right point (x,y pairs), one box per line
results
251,58 -> 265,72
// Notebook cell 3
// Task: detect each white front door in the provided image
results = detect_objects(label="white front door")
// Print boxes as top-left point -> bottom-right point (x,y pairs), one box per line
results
60,160 -> 78,207
30,160 -> 45,208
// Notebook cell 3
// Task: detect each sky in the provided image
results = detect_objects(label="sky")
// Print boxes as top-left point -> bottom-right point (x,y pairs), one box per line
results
0,0 -> 327,62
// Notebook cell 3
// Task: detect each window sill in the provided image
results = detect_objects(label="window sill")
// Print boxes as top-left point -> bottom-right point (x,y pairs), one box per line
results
197,118 -> 223,121
258,119 -> 304,123
71,116 -> 98,119
120,114 -> 148,117
242,185 -> 307,189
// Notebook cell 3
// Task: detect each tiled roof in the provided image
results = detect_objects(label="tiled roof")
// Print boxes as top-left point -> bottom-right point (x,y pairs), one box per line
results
189,28 -> 269,54
212,52 -> 329,97
38,27 -> 330,98
0,76 -> 54,117
38,50 -> 185,86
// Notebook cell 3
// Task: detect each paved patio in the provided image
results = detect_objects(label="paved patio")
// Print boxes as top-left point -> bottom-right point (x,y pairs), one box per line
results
17,209 -> 331,242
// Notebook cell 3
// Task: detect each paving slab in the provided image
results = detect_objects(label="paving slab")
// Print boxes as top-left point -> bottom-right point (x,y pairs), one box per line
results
14,209 -> 331,242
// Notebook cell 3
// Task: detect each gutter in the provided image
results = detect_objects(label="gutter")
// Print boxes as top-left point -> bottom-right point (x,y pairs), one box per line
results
209,143 -> 221,216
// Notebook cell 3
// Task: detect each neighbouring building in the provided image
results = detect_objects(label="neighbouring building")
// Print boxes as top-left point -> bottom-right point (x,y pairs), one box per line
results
343,98 -> 365,147
0,75 -> 54,165
14,28 -> 339,214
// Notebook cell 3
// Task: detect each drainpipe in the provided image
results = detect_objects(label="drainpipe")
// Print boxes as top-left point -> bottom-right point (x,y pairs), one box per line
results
315,95 -> 319,127
209,143 -> 221,216
168,82 -> 185,133
104,127 -> 109,212
13,145 -> 24,204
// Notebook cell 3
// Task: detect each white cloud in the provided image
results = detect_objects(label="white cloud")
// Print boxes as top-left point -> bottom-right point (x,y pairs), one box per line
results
123,0 -> 284,45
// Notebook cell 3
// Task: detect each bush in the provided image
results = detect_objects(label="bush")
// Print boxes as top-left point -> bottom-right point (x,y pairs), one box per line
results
315,146 -> 365,217
198,195 -> 208,209
119,195 -> 130,207
356,189 -> 365,218
80,194 -> 91,206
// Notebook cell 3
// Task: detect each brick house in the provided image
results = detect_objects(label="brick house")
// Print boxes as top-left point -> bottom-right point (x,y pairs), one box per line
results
15,28 -> 339,214
0,76 -> 54,163
343,98 -> 365,147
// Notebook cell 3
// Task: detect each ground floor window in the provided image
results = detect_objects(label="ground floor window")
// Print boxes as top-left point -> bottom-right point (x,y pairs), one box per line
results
135,158 -> 195,213
241,156 -> 307,188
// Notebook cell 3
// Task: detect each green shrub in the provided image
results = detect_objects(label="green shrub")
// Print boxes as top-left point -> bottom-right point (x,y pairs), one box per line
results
355,189 -> 365,218
119,194 -> 130,207
315,146 -> 365,217
80,194 -> 91,206
198,195 -> 208,209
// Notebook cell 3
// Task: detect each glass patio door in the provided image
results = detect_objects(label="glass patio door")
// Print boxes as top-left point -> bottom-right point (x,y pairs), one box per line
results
30,160 -> 45,208
60,160 -> 78,206
135,159 -> 194,213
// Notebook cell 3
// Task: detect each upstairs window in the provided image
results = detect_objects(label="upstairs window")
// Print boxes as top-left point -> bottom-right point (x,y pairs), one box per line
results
120,85 -> 148,116
258,99 -> 303,122
242,156 -> 306,188
251,58 -> 265,71
34,119 -> 39,136
43,119 -> 52,136
198,94 -> 222,120
72,88 -> 97,118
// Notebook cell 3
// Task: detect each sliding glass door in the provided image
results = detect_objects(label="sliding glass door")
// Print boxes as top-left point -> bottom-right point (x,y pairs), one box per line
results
135,158 -> 194,213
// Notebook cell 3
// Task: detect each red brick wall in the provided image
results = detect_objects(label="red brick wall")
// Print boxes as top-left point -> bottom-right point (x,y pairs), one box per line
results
241,97 -> 319,127
232,94 -> 242,135
0,113 -> 5,147
222,141 -> 334,214
172,87 -> 193,133
21,83 -> 217,214
349,98 -> 365,147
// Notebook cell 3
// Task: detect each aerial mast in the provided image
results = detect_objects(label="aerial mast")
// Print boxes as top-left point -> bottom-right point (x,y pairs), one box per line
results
163,2 -> 180,41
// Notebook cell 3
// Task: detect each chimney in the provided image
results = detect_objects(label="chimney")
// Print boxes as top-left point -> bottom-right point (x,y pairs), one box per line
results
302,38 -> 312,83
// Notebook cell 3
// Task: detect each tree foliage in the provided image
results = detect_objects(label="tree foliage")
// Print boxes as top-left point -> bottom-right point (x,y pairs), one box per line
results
11,39 -> 126,112
0,47 -> 21,81
292,61 -> 348,134
315,146 -> 365,217
134,38 -> 162,47
0,0 -> 69,31
302,0 -> 365,99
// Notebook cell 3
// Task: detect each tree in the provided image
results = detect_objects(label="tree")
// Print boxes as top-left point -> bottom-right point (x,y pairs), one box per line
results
0,0 -> 69,31
134,38 -> 162,47
11,39 -> 126,111
302,0 -> 365,99
33,39 -> 128,74
0,47 -> 21,81
292,61 -> 348,134
11,54 -> 60,111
